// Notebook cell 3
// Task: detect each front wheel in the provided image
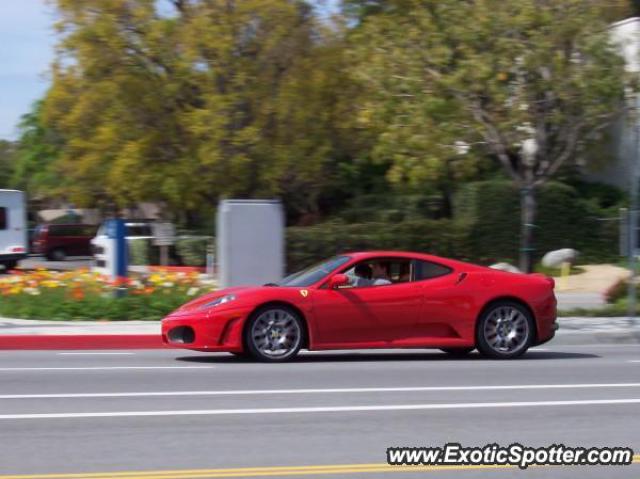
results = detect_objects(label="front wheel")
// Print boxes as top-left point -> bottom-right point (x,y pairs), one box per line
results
1,260 -> 18,272
244,306 -> 304,362
48,248 -> 66,261
476,301 -> 534,359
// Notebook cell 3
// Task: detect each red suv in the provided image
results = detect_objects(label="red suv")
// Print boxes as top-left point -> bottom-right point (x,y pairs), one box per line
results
32,224 -> 98,261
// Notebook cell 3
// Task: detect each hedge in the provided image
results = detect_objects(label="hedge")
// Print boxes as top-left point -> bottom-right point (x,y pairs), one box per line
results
128,236 -> 213,267
454,181 -> 620,264
285,181 -> 620,272
287,219 -> 472,272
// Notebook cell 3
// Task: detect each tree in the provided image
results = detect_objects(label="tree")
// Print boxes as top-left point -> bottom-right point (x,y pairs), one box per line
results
350,0 -> 630,271
11,102 -> 63,196
0,140 -> 16,188
601,0 -> 640,22
42,0 -> 360,222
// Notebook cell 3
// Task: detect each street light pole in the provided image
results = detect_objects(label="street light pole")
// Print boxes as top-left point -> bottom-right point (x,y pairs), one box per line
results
628,93 -> 640,324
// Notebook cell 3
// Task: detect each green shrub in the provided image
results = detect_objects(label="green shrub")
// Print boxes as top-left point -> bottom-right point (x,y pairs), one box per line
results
128,238 -> 150,266
176,236 -> 213,267
286,219 -> 471,272
285,180 -> 622,272
453,180 -> 620,264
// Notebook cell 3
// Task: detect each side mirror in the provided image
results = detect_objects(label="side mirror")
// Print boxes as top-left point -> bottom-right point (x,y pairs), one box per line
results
328,274 -> 349,289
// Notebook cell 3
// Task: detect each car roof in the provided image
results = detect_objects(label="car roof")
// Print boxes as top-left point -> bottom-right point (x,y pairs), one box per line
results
344,251 -> 486,271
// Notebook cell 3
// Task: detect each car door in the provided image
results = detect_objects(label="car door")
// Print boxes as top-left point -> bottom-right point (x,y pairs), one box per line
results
310,260 -> 423,348
411,260 -> 465,341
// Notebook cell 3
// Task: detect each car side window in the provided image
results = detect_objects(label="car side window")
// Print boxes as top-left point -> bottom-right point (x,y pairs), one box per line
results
0,208 -> 6,230
344,258 -> 412,288
413,260 -> 452,281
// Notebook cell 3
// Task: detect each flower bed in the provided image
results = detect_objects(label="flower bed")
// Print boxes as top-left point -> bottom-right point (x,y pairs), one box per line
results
0,269 -> 215,321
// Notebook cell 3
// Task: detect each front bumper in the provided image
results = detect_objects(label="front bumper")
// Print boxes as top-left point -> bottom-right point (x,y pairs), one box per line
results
161,308 -> 249,352
0,253 -> 27,262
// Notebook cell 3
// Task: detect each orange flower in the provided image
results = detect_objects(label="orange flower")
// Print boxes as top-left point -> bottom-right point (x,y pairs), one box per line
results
70,287 -> 85,300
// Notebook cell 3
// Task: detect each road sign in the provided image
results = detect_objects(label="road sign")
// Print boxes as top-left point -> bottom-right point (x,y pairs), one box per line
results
152,222 -> 175,246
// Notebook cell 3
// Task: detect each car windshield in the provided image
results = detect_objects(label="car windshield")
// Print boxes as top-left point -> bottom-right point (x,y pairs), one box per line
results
276,256 -> 351,287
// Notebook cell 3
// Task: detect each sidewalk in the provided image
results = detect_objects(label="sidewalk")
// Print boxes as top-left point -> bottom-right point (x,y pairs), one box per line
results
0,317 -> 163,350
1,317 -> 639,350
554,264 -> 629,311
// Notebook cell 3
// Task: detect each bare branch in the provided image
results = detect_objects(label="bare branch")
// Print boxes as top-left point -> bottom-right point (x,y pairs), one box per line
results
468,101 -> 522,184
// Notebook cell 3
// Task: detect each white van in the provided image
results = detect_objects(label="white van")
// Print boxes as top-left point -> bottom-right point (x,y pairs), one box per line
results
0,190 -> 27,271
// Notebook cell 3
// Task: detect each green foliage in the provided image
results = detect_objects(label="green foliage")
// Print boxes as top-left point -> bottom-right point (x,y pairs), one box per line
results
286,179 -> 622,272
286,219 -> 471,272
11,102 -> 63,196
37,0 -> 363,221
176,236 -> 212,267
337,194 -> 445,223
0,288 -> 189,321
349,0 -> 631,270
350,0 -> 629,189
0,140 -> 16,188
128,238 -> 151,266
454,181 -> 620,264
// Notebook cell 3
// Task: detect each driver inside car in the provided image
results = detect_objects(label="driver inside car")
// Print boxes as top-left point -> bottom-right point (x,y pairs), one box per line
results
371,262 -> 392,286
353,263 -> 373,287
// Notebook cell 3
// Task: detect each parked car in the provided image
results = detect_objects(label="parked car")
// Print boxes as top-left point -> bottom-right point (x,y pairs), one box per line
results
0,190 -> 27,271
91,220 -> 176,270
162,251 -> 558,362
32,223 -> 98,261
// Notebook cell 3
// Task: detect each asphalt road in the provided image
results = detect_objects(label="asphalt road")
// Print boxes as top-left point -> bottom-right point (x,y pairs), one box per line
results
0,344 -> 638,478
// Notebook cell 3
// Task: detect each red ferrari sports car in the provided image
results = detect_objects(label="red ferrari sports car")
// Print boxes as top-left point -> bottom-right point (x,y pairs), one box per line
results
162,251 -> 557,361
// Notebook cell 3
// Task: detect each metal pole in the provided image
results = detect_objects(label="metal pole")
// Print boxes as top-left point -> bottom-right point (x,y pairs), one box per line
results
628,94 -> 640,324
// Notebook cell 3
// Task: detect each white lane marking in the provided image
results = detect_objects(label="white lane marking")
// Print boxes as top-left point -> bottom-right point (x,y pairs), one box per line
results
57,352 -> 135,355
629,360 -> 640,363
1,383 -> 639,400
0,366 -> 214,371
0,398 -> 638,420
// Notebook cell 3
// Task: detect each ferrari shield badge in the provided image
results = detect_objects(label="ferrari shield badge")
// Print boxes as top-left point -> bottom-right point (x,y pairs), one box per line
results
300,289 -> 309,298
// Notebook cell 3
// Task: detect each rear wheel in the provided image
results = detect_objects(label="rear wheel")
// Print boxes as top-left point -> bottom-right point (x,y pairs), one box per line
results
440,347 -> 474,357
1,260 -> 17,272
476,301 -> 533,359
244,305 -> 304,362
48,248 -> 66,261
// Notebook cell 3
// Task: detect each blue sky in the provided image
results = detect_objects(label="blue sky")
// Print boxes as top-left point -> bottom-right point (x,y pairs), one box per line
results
0,0 -> 56,140
0,0 -> 338,142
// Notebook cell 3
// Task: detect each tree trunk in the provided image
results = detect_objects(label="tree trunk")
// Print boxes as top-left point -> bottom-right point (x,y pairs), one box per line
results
519,186 -> 536,273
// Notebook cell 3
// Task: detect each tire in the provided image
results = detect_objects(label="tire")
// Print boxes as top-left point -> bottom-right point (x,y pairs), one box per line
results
1,260 -> 17,272
476,301 -> 534,359
48,248 -> 66,261
244,305 -> 304,362
440,347 -> 474,357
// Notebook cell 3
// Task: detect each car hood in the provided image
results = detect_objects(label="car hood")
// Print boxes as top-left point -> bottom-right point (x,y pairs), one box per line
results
173,286 -> 264,314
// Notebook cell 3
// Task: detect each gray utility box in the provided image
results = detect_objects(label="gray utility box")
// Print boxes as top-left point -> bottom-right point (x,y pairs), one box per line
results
217,199 -> 285,288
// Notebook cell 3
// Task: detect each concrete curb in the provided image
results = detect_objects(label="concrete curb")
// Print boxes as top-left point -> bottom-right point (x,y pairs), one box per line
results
0,334 -> 165,350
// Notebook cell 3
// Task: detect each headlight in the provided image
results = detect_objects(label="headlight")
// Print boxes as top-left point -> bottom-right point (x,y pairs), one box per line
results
199,294 -> 236,310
